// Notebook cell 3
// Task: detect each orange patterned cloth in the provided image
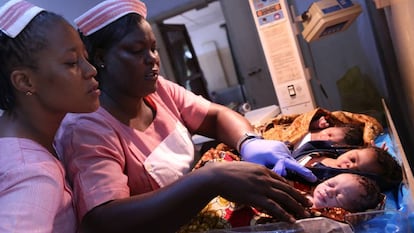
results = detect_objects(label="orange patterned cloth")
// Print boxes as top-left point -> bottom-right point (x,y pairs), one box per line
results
258,108 -> 383,146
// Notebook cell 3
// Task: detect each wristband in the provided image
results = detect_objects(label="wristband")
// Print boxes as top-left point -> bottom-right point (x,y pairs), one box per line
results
236,132 -> 263,152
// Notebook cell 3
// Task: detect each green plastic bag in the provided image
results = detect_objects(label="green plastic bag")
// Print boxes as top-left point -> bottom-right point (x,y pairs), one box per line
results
336,66 -> 384,123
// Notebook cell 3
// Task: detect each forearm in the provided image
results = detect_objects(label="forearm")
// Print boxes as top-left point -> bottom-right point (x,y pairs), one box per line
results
82,161 -> 315,232
197,103 -> 255,150
81,168 -> 218,233
217,108 -> 256,149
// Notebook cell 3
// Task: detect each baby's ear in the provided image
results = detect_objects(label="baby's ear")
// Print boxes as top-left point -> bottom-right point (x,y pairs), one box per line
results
10,69 -> 35,94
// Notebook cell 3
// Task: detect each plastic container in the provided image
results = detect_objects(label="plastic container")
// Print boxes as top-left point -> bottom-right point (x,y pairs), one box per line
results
205,217 -> 353,233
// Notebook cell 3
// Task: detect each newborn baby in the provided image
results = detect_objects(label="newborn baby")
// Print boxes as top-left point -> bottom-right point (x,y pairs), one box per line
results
308,173 -> 381,212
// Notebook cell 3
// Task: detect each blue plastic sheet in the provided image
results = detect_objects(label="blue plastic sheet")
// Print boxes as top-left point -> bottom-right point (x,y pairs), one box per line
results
348,132 -> 414,232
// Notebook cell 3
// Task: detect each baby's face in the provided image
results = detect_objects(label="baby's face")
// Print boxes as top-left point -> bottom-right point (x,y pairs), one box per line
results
315,127 -> 347,144
312,173 -> 365,210
334,148 -> 382,173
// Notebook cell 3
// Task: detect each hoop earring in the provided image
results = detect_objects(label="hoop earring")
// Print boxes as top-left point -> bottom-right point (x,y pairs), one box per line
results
25,91 -> 33,96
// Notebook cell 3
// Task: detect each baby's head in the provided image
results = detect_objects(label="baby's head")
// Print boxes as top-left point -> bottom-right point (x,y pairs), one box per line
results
314,124 -> 363,146
333,146 -> 402,183
312,173 -> 381,212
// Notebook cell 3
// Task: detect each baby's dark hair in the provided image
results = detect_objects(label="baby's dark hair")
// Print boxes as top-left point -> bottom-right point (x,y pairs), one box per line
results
351,174 -> 382,212
371,146 -> 403,186
338,123 -> 364,146
0,11 -> 67,111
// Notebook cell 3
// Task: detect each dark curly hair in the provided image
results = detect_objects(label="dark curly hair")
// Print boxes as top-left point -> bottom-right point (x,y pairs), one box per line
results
0,11 -> 67,111
337,123 -> 364,146
352,174 -> 382,212
371,146 -> 403,186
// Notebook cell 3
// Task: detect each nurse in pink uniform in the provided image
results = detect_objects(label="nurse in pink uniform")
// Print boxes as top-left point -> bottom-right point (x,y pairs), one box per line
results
54,1 -> 317,232
0,0 -> 99,232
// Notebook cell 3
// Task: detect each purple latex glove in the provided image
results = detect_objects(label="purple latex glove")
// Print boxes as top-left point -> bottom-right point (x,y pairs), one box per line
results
240,139 -> 317,182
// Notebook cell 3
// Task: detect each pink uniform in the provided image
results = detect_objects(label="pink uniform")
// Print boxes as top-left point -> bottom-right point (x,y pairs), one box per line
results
55,76 -> 211,221
0,138 -> 77,233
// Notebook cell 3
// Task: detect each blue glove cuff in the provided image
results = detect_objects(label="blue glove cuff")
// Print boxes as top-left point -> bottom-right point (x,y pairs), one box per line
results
237,132 -> 263,152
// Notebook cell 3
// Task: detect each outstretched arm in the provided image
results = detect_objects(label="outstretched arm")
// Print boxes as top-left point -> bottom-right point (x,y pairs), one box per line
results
81,162 -> 312,233
195,103 -> 316,182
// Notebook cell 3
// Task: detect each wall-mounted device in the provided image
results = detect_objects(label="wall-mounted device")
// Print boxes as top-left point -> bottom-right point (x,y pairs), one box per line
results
247,0 -> 363,114
248,0 -> 316,114
301,0 -> 362,42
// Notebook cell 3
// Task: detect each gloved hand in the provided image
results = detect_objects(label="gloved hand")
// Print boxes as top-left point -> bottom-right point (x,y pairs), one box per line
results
240,139 -> 317,182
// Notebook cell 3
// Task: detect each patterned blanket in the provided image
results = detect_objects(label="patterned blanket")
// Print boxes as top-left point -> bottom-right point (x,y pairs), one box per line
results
178,144 -> 385,233
258,108 -> 383,146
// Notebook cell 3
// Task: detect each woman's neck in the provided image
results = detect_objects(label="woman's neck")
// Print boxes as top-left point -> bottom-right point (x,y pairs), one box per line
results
100,91 -> 154,130
0,109 -> 61,154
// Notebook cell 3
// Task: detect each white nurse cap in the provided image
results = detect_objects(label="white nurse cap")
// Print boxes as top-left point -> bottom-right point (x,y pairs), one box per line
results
0,0 -> 44,38
75,0 -> 147,36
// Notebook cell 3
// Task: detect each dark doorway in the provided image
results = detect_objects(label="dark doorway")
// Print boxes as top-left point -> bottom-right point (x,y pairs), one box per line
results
158,23 -> 210,100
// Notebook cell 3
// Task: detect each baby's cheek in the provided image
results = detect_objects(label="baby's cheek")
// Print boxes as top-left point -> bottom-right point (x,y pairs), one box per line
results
315,196 -> 337,209
312,195 -> 324,208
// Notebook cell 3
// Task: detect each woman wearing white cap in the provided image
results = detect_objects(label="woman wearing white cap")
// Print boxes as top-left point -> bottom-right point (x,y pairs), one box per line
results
0,0 -> 100,232
55,0 -> 316,232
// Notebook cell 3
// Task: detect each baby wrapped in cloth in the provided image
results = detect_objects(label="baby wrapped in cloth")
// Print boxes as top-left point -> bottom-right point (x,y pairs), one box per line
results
258,107 -> 383,147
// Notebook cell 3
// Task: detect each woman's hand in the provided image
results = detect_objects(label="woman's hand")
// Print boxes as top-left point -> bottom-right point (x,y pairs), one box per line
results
240,139 -> 317,182
204,161 -> 312,223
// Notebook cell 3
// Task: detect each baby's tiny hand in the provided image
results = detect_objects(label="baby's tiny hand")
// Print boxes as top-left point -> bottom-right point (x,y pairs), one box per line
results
311,116 -> 329,129
371,140 -> 388,151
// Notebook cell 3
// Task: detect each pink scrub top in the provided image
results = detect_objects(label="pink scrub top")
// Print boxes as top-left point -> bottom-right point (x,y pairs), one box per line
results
0,138 -> 77,233
55,76 -> 211,221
